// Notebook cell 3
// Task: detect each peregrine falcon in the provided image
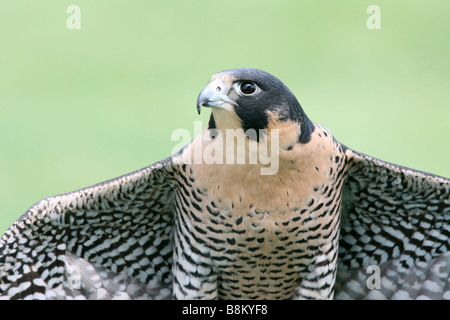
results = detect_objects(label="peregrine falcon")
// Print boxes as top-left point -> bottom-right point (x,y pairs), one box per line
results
0,68 -> 449,300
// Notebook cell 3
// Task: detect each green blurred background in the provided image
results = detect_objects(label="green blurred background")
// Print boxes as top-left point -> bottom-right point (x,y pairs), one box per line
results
0,1 -> 449,233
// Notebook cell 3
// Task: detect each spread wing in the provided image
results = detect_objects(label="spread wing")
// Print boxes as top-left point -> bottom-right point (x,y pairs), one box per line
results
335,148 -> 450,299
0,157 -> 178,300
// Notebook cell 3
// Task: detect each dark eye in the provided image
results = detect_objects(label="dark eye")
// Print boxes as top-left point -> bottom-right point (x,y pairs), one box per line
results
239,81 -> 257,95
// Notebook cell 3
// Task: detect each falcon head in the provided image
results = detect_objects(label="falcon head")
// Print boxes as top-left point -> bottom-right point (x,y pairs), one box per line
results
197,68 -> 314,144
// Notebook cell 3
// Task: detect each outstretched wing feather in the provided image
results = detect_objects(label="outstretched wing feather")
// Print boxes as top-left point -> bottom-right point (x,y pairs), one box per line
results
336,148 -> 450,299
0,157 -> 178,299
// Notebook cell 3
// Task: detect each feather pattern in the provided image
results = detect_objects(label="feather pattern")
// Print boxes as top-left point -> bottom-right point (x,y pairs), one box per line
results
336,149 -> 450,299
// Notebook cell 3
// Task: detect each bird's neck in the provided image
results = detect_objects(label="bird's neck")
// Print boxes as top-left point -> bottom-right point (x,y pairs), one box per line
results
208,109 -> 242,132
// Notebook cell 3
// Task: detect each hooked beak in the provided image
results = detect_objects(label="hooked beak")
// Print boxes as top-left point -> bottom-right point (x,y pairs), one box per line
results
196,78 -> 237,114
